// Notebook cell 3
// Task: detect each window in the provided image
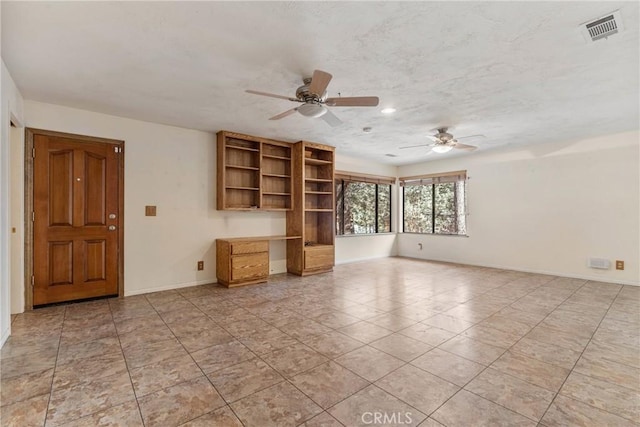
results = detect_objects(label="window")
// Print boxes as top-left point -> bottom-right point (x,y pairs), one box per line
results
335,172 -> 394,235
401,171 -> 467,235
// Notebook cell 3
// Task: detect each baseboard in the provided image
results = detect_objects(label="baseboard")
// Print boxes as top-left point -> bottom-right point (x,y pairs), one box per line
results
124,278 -> 218,297
396,255 -> 640,286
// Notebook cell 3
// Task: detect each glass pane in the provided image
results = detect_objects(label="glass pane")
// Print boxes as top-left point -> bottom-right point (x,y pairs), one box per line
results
377,184 -> 391,233
344,182 -> 376,234
434,182 -> 456,234
403,185 -> 433,233
456,181 -> 467,235
335,181 -> 344,235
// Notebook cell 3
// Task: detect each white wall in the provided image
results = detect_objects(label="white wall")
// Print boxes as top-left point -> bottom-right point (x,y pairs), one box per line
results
397,131 -> 640,285
334,154 -> 398,264
23,101 -> 289,298
1,60 -> 24,345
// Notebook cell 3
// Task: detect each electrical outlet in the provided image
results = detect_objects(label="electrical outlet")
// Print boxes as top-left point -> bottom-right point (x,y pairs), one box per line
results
616,260 -> 624,270
197,261 -> 204,271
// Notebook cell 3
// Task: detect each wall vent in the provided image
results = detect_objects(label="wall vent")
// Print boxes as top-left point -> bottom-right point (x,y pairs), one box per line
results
581,11 -> 624,42
587,257 -> 611,270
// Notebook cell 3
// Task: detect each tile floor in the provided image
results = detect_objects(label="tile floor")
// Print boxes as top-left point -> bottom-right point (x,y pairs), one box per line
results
1,257 -> 638,426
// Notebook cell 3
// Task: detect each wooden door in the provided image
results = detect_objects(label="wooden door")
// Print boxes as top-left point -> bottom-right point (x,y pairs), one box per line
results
33,134 -> 121,306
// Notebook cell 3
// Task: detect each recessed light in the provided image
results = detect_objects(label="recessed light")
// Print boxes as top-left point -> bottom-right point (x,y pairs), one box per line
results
381,108 -> 396,114
363,127 -> 372,133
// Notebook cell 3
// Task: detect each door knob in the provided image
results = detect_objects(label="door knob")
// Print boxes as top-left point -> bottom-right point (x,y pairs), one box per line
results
108,225 -> 117,231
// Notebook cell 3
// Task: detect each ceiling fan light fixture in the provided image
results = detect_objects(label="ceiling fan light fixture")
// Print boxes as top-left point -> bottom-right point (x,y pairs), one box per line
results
297,103 -> 327,118
432,144 -> 453,153
381,107 -> 396,114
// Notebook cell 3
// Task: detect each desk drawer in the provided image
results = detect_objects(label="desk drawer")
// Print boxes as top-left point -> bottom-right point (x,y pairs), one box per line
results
304,245 -> 334,270
231,253 -> 269,280
231,241 -> 268,255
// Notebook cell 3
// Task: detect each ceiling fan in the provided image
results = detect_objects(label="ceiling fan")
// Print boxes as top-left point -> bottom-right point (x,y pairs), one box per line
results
246,69 -> 379,127
400,128 -> 485,153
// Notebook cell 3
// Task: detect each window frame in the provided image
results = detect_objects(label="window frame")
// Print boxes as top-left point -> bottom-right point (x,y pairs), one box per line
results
400,171 -> 467,236
335,171 -> 394,236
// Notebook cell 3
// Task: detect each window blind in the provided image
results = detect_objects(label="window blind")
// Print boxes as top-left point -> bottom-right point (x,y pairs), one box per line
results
399,170 -> 466,187
334,171 -> 396,185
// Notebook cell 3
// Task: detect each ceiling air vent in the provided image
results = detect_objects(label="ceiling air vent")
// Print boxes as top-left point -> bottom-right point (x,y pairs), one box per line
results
581,10 -> 624,42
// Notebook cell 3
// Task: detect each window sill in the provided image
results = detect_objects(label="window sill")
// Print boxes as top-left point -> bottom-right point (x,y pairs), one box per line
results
401,232 -> 469,238
336,232 -> 397,238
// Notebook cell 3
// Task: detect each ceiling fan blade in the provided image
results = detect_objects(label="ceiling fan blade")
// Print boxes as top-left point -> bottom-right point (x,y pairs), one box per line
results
308,70 -> 332,97
325,96 -> 379,107
246,90 -> 298,102
457,134 -> 486,140
320,109 -> 342,127
269,108 -> 298,120
453,142 -> 477,151
399,144 -> 431,149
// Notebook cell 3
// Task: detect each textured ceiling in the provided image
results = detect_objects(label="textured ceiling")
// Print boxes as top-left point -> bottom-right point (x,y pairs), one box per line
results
2,1 -> 638,165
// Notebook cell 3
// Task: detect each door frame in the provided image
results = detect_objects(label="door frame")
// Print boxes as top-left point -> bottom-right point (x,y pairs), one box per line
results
24,128 -> 125,310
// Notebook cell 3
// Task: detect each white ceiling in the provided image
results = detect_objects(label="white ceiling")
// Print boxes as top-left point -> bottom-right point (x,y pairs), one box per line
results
2,1 -> 638,165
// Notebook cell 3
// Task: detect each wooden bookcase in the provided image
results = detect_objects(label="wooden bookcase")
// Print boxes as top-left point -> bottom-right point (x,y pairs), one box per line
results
286,141 -> 335,275
217,131 -> 292,211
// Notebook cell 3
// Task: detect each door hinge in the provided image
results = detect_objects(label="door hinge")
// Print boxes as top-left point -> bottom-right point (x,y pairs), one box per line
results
114,146 -> 122,153
31,276 -> 34,287
32,148 -> 36,158
32,211 -> 35,222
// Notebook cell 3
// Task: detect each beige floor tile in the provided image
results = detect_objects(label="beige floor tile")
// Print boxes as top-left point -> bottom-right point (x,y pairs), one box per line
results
190,340 -> 255,373
411,348 -> 485,387
138,376 -> 225,427
117,324 -> 175,349
171,324 -> 234,353
46,372 -> 135,425
180,405 -> 243,426
238,326 -> 299,354
122,337 -> 188,369
478,313 -> 532,336
261,343 -> 328,378
0,347 -> 58,379
0,334 -> 60,360
310,310 -> 360,329
465,368 -> 555,420
418,418 -> 446,426
335,346 -> 404,382
421,314 -> 475,333
207,358 -> 283,403
0,393 -> 49,427
541,395 -> 637,427
582,340 -> 640,369
60,321 -> 117,346
439,335 -> 505,365
231,381 -> 322,427
60,400 -> 143,427
559,371 -> 640,423
573,354 -> 640,391
56,336 -> 121,365
328,384 -> 427,427
491,351 -> 571,392
300,411 -> 344,427
524,325 -> 591,352
130,354 -> 203,397
370,333 -> 433,362
431,389 -> 536,427
291,361 -> 369,409
593,327 -> 640,350
53,352 -> 128,390
0,367 -> 53,407
300,331 -> 364,359
461,324 -> 523,348
398,323 -> 457,346
113,313 -> 165,334
280,319 -> 334,340
368,313 -> 418,331
338,304 -> 387,320
509,337 -> 581,370
338,321 -> 394,343
376,364 -> 459,414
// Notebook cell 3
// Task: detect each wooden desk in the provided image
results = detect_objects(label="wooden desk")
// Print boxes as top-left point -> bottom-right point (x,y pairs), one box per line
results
216,236 -> 301,287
